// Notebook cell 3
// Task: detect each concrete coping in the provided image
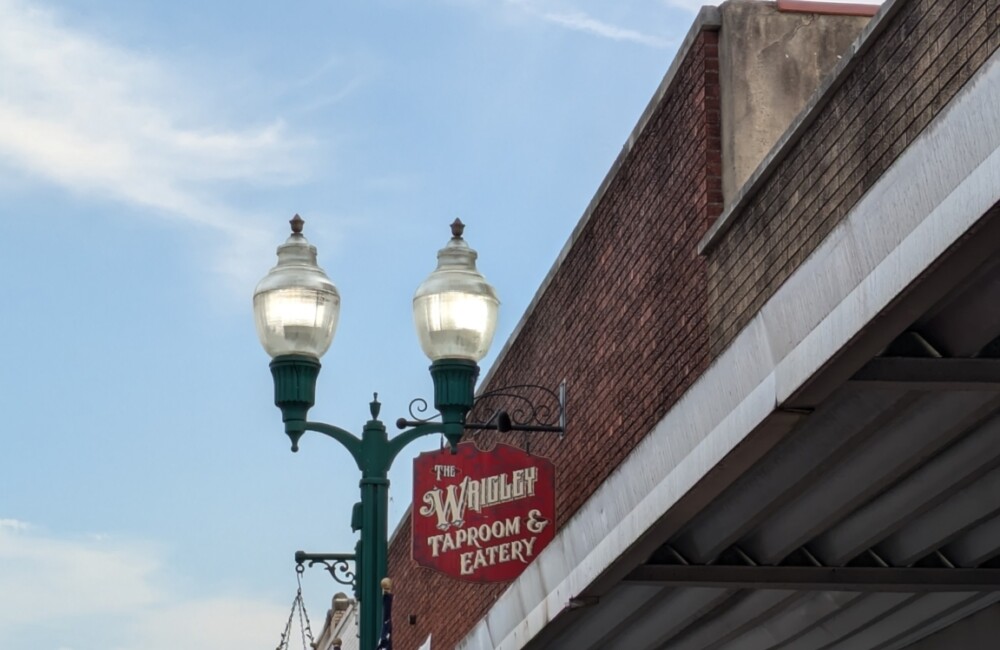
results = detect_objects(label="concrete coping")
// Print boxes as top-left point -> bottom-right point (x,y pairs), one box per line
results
697,0 -> 903,255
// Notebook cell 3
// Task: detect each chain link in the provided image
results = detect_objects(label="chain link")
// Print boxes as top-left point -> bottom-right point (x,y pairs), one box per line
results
276,571 -> 316,650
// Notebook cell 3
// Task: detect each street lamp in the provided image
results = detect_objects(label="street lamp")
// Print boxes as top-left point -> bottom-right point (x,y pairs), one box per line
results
253,215 -> 499,650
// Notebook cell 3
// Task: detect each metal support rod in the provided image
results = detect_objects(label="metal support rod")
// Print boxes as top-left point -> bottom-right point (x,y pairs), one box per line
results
625,565 -> 1000,592
295,551 -> 357,590
295,551 -> 356,564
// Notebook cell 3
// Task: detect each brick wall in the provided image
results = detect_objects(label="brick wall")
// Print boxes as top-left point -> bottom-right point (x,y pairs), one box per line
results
387,26 -> 723,650
375,1 -> 1000,646
707,0 -> 1000,357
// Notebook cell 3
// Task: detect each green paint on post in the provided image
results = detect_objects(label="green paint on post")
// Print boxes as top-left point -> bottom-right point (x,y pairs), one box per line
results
430,358 -> 479,450
269,355 -> 321,450
270,357 -> 483,649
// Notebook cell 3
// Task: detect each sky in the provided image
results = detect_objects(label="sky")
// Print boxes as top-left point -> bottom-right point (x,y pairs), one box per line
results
0,0 -> 881,648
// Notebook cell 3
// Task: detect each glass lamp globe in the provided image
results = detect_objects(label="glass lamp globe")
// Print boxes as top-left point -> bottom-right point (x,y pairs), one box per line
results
413,220 -> 499,362
253,215 -> 340,360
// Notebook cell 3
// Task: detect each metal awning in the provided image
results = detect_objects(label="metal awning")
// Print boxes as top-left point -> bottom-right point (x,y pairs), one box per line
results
457,15 -> 1000,650
540,255 -> 1000,650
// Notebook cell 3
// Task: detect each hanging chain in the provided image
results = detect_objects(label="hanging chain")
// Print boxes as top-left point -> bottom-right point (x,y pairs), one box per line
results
276,593 -> 294,650
276,568 -> 317,650
297,571 -> 316,649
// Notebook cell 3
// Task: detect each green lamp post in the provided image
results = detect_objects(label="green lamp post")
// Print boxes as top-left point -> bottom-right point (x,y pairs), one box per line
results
253,215 -> 499,650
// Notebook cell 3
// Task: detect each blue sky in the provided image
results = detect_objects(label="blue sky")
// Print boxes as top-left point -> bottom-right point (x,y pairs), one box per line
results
0,0 -> 880,647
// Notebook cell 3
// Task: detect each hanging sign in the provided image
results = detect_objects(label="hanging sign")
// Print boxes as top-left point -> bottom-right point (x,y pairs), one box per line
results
412,443 -> 555,582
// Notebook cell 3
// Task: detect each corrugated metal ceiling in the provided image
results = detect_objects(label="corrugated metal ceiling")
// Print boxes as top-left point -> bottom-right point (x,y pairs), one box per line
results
543,234 -> 1000,650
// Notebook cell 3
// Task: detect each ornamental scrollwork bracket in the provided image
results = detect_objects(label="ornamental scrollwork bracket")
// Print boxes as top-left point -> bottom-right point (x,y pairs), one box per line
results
294,551 -> 356,591
465,379 -> 567,449
399,397 -> 442,426
395,381 -> 567,452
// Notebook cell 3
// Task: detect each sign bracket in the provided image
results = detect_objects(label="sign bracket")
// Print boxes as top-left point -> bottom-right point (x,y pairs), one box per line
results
294,551 -> 357,594
397,381 -> 568,452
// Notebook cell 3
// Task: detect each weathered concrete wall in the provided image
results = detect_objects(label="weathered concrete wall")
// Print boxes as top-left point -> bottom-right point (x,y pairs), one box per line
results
719,0 -> 869,205
707,0 -> 1000,358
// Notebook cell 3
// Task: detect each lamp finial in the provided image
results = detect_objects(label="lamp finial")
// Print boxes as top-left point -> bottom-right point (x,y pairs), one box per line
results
450,218 -> 465,239
290,214 -> 304,234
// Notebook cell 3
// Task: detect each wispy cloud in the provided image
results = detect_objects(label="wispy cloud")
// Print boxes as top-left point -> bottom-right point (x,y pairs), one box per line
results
0,0 -> 315,285
503,1 -> 670,48
537,9 -> 669,47
661,0 -> 717,11
0,522 -> 289,650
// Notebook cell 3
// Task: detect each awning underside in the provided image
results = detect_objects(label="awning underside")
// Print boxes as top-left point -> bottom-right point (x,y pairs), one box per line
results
545,257 -> 1000,650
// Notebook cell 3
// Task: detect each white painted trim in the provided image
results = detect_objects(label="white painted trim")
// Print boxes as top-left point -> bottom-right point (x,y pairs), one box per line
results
457,40 -> 1000,650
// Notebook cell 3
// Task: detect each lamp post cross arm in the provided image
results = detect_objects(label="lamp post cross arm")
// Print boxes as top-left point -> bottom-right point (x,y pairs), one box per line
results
302,415 -> 453,475
301,421 -> 364,470
385,422 -> 450,468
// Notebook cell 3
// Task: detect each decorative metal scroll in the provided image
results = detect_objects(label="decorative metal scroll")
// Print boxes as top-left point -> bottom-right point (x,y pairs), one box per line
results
465,381 -> 566,435
404,397 -> 441,425
464,381 -> 566,453
294,551 -> 356,590
395,381 -> 567,453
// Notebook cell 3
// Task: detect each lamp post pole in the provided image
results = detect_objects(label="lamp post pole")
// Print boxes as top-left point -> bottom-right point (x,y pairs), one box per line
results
254,216 -> 497,650
288,392 -> 474,650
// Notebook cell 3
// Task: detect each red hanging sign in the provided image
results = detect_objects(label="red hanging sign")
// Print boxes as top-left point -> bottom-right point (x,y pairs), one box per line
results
412,443 -> 555,582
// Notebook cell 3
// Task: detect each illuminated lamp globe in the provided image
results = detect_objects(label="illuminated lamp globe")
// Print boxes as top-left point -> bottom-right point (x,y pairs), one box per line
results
253,215 -> 340,360
413,220 -> 499,363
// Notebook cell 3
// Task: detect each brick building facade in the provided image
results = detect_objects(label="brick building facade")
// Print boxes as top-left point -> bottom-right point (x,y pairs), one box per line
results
376,0 -> 1000,648
388,18 -> 723,650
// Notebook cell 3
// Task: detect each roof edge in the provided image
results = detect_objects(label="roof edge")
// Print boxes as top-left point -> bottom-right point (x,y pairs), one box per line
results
388,2 -> 723,557
478,5 -> 723,390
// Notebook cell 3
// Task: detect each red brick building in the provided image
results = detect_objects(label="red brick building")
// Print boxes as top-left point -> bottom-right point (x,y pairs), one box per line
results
378,1 -> 1000,648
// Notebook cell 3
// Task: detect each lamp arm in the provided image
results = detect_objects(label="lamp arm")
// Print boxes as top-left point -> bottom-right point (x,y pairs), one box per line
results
303,422 -> 365,470
386,423 -> 447,467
